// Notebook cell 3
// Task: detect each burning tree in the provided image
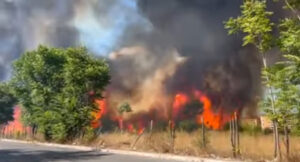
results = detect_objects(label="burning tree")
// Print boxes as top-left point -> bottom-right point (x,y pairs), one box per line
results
10,46 -> 110,141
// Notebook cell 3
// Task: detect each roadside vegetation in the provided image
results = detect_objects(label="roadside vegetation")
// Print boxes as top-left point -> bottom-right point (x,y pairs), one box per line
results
2,46 -> 110,142
224,0 -> 300,160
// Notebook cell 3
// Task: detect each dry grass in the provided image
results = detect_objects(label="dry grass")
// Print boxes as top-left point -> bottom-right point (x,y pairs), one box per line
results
91,131 -> 300,161
3,129 -> 300,161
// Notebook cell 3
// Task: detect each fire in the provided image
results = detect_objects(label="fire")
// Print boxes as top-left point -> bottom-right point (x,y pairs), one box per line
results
195,94 -> 232,130
127,124 -> 134,133
172,93 -> 189,120
89,89 -> 236,131
91,99 -> 107,128
172,90 -> 235,130
125,120 -> 145,134
1,106 -> 31,135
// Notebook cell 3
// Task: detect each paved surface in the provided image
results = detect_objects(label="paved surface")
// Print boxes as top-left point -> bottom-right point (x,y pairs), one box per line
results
0,140 -> 182,162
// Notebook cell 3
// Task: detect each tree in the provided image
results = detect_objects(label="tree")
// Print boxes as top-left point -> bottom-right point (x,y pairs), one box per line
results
117,102 -> 132,132
262,64 -> 299,156
276,1 -> 300,157
11,46 -> 110,141
276,8 -> 300,156
0,83 -> 17,124
118,102 -> 132,114
224,0 -> 281,158
225,0 -> 300,159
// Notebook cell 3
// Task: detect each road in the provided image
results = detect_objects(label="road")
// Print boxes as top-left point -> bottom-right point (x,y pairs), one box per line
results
0,140 -> 182,162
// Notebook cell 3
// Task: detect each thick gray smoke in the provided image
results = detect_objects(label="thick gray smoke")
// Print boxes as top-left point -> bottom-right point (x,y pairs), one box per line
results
134,0 -> 262,112
0,0 -> 266,116
0,0 -> 76,79
0,0 -> 147,80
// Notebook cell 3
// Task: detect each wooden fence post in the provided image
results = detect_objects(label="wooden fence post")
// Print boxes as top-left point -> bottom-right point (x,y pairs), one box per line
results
201,116 -> 206,148
234,112 -> 240,157
230,119 -> 236,158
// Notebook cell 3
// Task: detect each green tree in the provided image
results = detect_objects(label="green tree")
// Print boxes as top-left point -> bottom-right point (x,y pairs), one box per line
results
277,1 -> 300,156
262,63 -> 299,156
0,83 -> 17,124
118,102 -> 132,132
225,0 -> 300,159
118,102 -> 132,114
11,46 -> 110,141
224,0 -> 282,158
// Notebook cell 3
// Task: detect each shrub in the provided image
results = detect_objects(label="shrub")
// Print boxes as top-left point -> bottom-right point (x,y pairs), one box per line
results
178,120 -> 198,132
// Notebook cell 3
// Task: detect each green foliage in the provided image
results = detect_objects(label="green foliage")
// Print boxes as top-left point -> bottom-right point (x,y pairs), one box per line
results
240,123 -> 261,135
183,99 -> 203,117
118,102 -> 132,114
194,129 -> 209,149
225,0 -> 274,53
11,46 -> 110,141
282,0 -> 300,10
261,59 -> 299,129
276,11 -> 300,132
279,18 -> 300,56
0,83 -> 17,124
82,126 -> 96,143
225,0 -> 300,135
178,120 -> 198,132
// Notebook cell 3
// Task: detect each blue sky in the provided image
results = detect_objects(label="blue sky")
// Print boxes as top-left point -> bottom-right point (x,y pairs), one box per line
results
74,0 -> 151,56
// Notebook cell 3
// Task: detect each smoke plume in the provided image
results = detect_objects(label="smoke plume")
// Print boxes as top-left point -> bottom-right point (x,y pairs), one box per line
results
0,0 -> 269,122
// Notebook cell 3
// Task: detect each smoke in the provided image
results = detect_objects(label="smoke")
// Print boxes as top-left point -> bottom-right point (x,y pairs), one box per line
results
0,0 -> 148,79
118,0 -> 262,114
0,0 -> 267,120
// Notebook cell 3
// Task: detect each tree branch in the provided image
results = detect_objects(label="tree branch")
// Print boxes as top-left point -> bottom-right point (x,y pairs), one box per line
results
284,0 -> 300,21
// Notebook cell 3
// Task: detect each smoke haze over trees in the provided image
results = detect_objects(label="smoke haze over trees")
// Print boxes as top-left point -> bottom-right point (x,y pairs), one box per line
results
0,0 -> 287,118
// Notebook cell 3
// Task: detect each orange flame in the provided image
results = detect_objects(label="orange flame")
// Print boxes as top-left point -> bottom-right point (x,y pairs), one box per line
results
91,99 -> 107,128
2,106 -> 31,135
196,94 -> 230,129
172,93 -> 188,120
172,90 -> 235,130
127,124 -> 134,133
137,127 -> 145,135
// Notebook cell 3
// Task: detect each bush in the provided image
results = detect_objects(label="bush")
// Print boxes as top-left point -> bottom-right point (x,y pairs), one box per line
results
178,120 -> 198,132
51,123 -> 67,142
241,124 -> 262,135
153,121 -> 168,132
82,126 -> 96,143
193,129 -> 209,149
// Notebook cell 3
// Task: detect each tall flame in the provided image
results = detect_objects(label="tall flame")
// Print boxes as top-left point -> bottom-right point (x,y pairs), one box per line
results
172,93 -> 189,120
172,90 -> 235,130
2,106 -> 31,135
91,99 -> 107,128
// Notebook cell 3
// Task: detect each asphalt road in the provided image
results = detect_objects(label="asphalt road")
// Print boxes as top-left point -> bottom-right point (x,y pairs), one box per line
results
0,140 -> 182,162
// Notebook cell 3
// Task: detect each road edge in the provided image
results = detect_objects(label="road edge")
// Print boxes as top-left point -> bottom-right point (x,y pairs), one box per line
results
0,138 -> 241,162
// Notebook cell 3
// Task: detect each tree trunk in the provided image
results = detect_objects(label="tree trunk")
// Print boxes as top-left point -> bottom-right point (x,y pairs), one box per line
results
284,125 -> 290,158
262,55 -> 281,160
169,120 -> 175,153
284,0 -> 300,21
